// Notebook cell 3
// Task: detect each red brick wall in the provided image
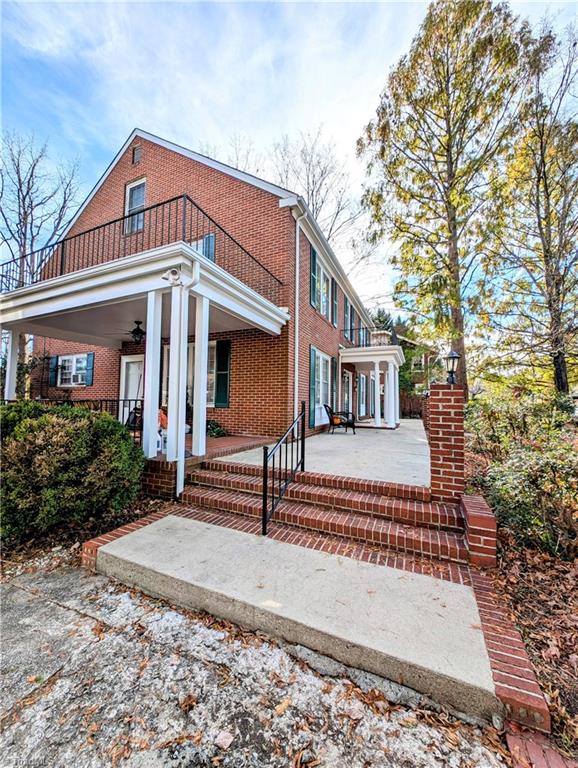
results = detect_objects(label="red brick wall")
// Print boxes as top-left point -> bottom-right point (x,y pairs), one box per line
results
428,384 -> 465,502
32,136 -> 368,440
30,339 -> 120,400
67,136 -> 294,302
296,227 -> 365,434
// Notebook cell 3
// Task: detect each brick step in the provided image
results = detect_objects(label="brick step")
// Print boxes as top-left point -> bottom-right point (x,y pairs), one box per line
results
202,460 -> 431,502
180,486 -> 468,563
187,469 -> 462,532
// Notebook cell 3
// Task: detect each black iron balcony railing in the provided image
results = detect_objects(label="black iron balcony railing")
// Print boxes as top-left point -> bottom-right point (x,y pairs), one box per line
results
0,195 -> 283,304
341,326 -> 396,347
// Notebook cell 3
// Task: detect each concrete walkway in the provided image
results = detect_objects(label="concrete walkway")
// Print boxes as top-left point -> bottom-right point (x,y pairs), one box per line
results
224,419 -> 431,487
97,515 -> 499,722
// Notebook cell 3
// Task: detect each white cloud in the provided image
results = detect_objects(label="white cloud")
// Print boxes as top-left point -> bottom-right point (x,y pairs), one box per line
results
3,0 -> 574,306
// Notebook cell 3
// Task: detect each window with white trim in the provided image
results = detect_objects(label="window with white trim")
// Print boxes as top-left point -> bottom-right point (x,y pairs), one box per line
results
58,354 -> 88,386
314,349 -> 331,426
124,179 -> 145,234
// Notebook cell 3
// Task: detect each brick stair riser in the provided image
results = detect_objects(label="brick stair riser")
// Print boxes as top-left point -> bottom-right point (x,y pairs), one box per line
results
201,460 -> 431,502
187,471 -> 463,532
180,489 -> 468,563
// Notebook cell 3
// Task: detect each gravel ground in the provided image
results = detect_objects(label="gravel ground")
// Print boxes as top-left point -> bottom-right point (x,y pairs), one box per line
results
0,550 -> 511,768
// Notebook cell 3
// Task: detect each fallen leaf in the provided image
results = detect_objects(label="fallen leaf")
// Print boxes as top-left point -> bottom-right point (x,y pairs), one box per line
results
275,697 -> 291,716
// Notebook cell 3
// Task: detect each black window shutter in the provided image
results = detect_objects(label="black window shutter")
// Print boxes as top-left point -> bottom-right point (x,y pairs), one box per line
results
331,357 -> 337,409
309,345 -> 316,428
310,247 -> 318,309
48,356 -> 59,387
85,353 -> 95,386
331,278 -> 338,326
214,340 -> 231,408
344,298 -> 349,339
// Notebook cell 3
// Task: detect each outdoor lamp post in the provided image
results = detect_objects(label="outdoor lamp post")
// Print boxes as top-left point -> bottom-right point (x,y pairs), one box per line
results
444,350 -> 460,385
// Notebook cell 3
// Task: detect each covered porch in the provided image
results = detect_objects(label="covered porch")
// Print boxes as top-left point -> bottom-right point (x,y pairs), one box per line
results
1,240 -> 289,496
339,343 -> 405,429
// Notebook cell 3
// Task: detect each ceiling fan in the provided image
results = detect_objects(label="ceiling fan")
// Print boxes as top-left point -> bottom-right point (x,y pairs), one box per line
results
113,320 -> 146,343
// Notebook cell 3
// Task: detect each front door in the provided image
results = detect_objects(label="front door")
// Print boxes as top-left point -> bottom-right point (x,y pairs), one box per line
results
120,354 -> 144,424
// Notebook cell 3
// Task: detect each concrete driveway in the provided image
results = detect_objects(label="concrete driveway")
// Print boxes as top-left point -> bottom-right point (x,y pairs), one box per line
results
0,563 -> 505,768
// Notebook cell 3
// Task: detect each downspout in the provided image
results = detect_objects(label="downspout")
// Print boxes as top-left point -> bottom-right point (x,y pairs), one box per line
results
293,210 -> 306,419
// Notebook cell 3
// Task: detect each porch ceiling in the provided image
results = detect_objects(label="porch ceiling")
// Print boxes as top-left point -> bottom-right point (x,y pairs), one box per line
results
12,293 -> 256,349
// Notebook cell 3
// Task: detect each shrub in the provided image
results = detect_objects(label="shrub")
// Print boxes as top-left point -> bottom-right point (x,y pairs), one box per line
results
466,392 -> 577,559
482,439 -> 578,558
206,419 -> 227,438
1,404 -> 145,547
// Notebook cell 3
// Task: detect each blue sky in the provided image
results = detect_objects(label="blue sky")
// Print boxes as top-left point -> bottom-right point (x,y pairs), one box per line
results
2,0 -> 575,303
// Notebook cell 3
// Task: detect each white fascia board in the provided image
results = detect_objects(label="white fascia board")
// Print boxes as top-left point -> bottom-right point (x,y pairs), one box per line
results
0,245 -> 187,324
339,345 -> 405,366
280,195 -> 373,328
0,242 -> 289,336
194,249 -> 289,336
61,129 -> 294,240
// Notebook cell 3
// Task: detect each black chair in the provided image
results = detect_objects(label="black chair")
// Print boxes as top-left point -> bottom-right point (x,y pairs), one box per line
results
324,404 -> 356,434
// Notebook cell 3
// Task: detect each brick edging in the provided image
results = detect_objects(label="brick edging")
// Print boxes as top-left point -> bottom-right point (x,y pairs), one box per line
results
461,495 -> 497,567
470,569 -> 551,733
81,505 -> 174,570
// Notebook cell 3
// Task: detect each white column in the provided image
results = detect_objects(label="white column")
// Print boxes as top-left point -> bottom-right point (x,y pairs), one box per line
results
394,364 -> 400,424
386,362 -> 396,428
167,285 -> 189,497
191,294 -> 209,458
142,290 -> 162,458
4,328 -> 19,400
337,357 -> 342,410
373,361 -> 381,427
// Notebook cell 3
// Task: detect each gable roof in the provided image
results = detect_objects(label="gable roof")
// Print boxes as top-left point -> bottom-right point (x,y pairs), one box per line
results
62,128 -> 294,238
62,128 -> 374,327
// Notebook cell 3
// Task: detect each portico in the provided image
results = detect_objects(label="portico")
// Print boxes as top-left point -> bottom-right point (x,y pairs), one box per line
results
1,241 -> 289,496
339,344 -> 404,429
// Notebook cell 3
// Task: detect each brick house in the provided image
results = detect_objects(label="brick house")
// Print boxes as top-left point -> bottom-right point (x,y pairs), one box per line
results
1,129 -> 404,493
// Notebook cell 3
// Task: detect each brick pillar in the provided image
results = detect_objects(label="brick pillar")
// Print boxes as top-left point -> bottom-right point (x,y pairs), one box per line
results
429,383 -> 465,502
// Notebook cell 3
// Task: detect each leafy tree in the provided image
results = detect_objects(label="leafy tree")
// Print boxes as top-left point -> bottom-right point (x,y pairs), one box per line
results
487,26 -> 578,393
358,0 -> 525,398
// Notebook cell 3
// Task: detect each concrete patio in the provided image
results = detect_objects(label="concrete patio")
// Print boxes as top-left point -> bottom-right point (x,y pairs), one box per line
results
96,514 -> 499,722
223,418 -> 431,487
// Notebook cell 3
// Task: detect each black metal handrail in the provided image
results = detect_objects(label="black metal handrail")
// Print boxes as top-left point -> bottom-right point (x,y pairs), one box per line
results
0,194 -> 283,303
262,400 -> 306,535
1,398 -> 144,446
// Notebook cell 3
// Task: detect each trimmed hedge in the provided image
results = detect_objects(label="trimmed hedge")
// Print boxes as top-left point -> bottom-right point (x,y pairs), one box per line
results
1,402 -> 145,546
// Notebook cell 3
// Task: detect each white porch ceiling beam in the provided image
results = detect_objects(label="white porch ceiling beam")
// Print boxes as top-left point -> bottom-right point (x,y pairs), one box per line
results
9,322 -> 121,349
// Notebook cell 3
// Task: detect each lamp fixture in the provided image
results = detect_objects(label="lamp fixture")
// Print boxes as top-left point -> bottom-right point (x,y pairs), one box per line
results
444,350 -> 461,385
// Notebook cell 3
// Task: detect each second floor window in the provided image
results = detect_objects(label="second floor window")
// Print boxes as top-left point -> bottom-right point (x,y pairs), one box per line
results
125,180 -> 145,234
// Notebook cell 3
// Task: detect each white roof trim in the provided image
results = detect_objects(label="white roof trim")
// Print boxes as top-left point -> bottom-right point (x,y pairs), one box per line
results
61,128 -> 294,239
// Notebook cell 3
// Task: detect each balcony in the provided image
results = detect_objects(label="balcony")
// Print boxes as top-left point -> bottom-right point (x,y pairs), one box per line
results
341,327 -> 395,347
0,195 -> 283,304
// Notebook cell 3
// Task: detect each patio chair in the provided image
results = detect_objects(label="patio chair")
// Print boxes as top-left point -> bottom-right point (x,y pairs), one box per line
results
324,404 -> 356,434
